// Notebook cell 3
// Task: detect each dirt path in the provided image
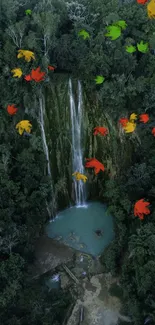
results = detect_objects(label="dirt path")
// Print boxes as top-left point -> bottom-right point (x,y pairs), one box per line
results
67,273 -> 131,325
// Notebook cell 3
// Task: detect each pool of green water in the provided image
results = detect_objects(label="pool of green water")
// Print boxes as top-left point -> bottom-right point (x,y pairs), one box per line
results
46,202 -> 114,256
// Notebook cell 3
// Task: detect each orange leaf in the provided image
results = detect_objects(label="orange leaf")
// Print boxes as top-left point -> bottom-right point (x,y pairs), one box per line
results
48,65 -> 55,71
31,67 -> 45,82
85,158 -> 105,175
152,127 -> 155,136
7,104 -> 18,115
93,127 -> 108,136
137,0 -> 148,4
24,67 -> 46,82
119,118 -> 128,127
24,74 -> 32,81
134,199 -> 150,220
139,113 -> 149,123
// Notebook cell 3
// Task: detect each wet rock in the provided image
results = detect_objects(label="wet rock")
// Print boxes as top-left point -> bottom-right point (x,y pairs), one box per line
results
67,274 -> 131,325
30,235 -> 74,278
60,272 -> 70,289
55,236 -> 63,241
79,243 -> 87,249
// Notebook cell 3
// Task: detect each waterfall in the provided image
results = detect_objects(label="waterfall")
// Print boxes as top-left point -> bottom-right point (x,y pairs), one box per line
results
39,94 -> 56,219
69,79 -> 86,207
39,95 -> 51,176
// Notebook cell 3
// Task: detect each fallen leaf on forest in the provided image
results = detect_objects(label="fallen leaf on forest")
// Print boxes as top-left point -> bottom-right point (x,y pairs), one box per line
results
129,113 -> 137,121
7,104 -> 18,115
85,158 -> 105,175
17,50 -> 35,62
124,121 -> 136,133
16,120 -> 32,135
137,0 -> 148,4
24,67 -> 46,82
78,30 -> 90,40
72,172 -> 88,183
48,65 -> 55,71
152,127 -> 155,136
147,0 -> 155,18
114,20 -> 127,30
25,9 -> 32,16
94,76 -> 105,84
139,113 -> 149,123
126,45 -> 136,53
11,68 -> 22,78
93,126 -> 108,136
134,198 -> 150,220
105,25 -> 121,40
119,118 -> 129,127
137,41 -> 149,53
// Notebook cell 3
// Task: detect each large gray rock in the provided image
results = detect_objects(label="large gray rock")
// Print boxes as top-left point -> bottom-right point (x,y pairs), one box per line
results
31,235 -> 74,278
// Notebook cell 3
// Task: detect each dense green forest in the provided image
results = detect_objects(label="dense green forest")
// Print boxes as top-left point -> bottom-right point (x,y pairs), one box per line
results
1,0 -> 155,324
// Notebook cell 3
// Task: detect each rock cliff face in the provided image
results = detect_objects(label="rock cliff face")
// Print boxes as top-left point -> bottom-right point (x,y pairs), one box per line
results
39,76 -> 123,211
31,235 -> 74,278
37,75 -> 134,215
42,76 -> 96,209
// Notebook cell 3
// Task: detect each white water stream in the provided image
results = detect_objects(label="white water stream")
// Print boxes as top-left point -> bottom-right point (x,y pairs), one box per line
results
39,95 -> 51,176
39,94 -> 56,218
69,79 -> 86,207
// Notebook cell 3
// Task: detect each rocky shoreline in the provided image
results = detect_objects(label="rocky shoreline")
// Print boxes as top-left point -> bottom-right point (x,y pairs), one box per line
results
30,235 -> 131,325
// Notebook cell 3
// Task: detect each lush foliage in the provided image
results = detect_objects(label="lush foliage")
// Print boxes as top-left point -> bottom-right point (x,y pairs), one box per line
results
1,0 -> 155,324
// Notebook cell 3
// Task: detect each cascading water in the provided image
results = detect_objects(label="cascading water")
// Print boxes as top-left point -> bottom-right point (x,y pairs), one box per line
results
69,79 -> 87,207
39,95 -> 51,176
39,94 -> 55,218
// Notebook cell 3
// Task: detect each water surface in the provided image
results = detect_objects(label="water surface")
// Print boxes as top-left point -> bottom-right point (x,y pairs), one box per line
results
46,202 -> 114,256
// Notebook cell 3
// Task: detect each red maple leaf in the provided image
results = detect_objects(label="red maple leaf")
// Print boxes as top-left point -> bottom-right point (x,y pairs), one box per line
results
139,113 -> 149,123
152,127 -> 155,136
85,158 -> 105,175
134,199 -> 150,220
24,74 -> 32,81
7,104 -> 18,115
137,0 -> 148,4
119,118 -> 128,127
24,67 -> 46,82
93,127 -> 108,136
31,67 -> 46,82
48,65 -> 55,71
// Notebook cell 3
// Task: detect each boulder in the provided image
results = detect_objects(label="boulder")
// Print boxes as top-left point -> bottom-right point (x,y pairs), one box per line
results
31,235 -> 74,278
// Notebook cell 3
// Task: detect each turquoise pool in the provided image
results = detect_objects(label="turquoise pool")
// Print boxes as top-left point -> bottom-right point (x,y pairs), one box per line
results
46,202 -> 114,256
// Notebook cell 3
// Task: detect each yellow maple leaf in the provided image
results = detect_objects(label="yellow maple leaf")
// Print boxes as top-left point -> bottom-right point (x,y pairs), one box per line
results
72,172 -> 88,183
11,68 -> 23,78
16,120 -> 32,135
17,50 -> 35,62
147,0 -> 155,19
129,113 -> 137,121
124,122 -> 136,133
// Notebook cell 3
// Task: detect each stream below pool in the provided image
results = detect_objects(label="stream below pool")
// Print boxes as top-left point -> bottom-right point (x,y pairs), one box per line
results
46,202 -> 114,256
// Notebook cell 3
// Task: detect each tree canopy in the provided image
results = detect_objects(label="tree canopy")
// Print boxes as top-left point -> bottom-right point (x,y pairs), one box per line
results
1,0 -> 155,324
